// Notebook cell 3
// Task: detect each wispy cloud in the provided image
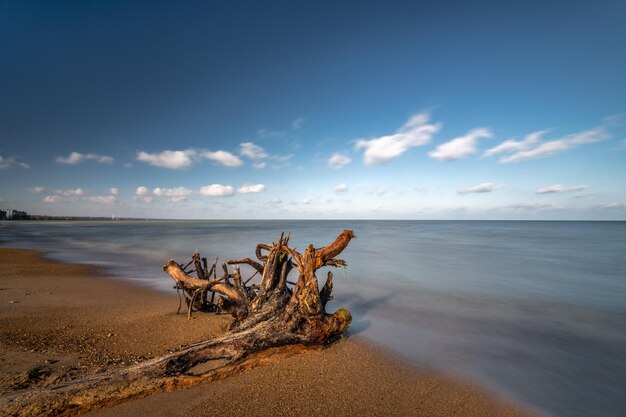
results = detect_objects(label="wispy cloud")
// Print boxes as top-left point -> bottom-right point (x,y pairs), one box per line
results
56,152 -> 113,165
137,149 -> 243,169
0,155 -> 29,169
40,189 -> 120,206
367,187 -> 387,196
257,129 -> 286,139
458,182 -> 502,194
135,186 -> 150,196
238,184 -> 266,193
355,113 -> 442,165
483,130 -> 548,158
137,150 -> 196,169
499,203 -> 552,211
536,184 -> 589,194
292,117 -> 305,130
153,187 -> 193,202
239,142 -> 269,160
153,187 -> 193,197
201,150 -> 244,167
133,186 -> 152,203
327,152 -> 352,169
26,186 -> 44,193
272,154 -> 293,163
484,123 -> 609,163
133,186 -> 192,202
43,195 -> 61,203
42,188 -> 86,203
429,128 -> 493,161
238,142 -> 291,169
85,195 -> 117,205
595,202 -> 626,210
56,188 -> 84,196
334,183 -> 348,194
199,184 -> 235,197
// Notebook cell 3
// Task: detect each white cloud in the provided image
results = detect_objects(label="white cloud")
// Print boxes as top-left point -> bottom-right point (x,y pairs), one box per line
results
56,188 -> 84,196
137,149 -> 243,169
201,150 -> 244,167
27,186 -> 44,193
485,125 -> 609,163
536,184 -> 589,194
429,128 -> 493,161
0,155 -> 29,169
56,152 -> 113,165
135,186 -> 150,196
368,188 -> 387,196
43,195 -> 61,203
272,154 -> 293,163
334,183 -> 348,194
500,203 -> 552,210
596,202 -> 626,210
134,186 -> 192,202
328,153 -> 352,169
199,184 -> 235,197
39,188 -> 87,204
86,195 -> 117,205
302,198 -> 313,205
153,187 -> 193,198
292,117 -> 305,130
602,114 -> 624,127
239,142 -> 268,160
137,150 -> 196,169
238,142 -> 291,170
458,182 -> 502,194
109,187 -> 119,195
483,130 -> 547,157
136,196 -> 153,204
238,184 -> 266,193
355,113 -> 442,165
257,129 -> 286,139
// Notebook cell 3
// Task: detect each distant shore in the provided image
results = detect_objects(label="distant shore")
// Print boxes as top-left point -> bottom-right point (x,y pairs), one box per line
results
0,247 -> 535,417
2,216 -> 146,221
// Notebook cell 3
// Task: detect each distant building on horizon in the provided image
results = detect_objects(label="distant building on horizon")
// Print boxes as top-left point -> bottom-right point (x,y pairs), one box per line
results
2,209 -> 28,220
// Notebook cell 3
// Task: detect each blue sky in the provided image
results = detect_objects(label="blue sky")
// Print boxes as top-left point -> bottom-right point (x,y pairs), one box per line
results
1,0 -> 625,219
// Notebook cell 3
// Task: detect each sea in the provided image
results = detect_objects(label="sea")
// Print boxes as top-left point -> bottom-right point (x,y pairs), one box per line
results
1,220 -> 625,417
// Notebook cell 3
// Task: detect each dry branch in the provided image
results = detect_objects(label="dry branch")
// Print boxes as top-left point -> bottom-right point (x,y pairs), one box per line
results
3,229 -> 355,417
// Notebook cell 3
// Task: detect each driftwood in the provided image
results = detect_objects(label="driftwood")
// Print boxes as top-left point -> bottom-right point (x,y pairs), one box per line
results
4,230 -> 355,416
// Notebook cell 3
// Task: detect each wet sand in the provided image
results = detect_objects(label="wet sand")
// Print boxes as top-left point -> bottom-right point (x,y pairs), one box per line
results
0,247 -> 535,416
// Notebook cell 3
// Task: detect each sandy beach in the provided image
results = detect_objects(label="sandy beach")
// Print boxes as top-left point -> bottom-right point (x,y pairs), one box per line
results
0,247 -> 534,417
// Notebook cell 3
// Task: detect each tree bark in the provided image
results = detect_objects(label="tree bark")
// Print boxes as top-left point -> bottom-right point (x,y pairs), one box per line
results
3,230 -> 355,417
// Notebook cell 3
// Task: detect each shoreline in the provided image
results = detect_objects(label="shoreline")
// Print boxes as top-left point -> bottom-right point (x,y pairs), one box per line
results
0,247 -> 536,416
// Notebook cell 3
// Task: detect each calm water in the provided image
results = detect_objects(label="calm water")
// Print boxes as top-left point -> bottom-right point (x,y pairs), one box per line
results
2,220 -> 625,417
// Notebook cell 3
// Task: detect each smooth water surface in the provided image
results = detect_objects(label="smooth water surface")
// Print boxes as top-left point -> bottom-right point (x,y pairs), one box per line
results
2,220 -> 625,417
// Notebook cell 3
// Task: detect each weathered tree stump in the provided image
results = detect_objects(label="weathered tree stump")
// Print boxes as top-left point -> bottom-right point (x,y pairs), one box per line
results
3,230 -> 355,416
